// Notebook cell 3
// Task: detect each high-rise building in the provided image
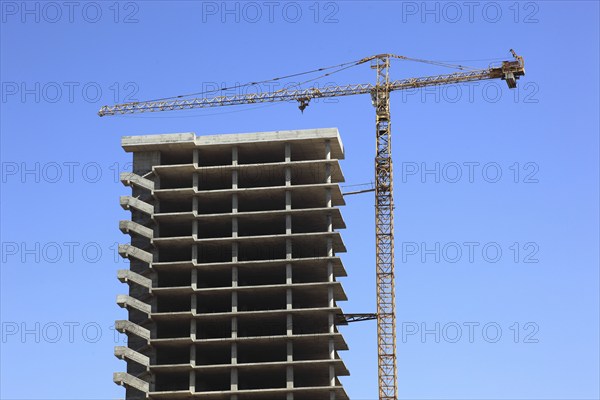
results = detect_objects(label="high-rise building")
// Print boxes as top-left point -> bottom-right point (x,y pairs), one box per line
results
114,128 -> 350,400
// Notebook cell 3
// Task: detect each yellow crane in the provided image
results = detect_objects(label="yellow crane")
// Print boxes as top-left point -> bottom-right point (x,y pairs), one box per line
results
99,50 -> 525,400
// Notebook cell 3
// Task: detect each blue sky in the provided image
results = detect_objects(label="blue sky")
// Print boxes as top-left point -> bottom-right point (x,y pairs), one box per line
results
1,1 -> 599,399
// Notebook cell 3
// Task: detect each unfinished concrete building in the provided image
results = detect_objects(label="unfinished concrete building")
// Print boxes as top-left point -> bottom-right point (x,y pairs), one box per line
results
114,128 -> 351,399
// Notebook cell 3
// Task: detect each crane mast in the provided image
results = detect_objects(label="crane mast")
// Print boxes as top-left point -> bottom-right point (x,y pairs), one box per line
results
372,55 -> 397,400
99,51 -> 525,400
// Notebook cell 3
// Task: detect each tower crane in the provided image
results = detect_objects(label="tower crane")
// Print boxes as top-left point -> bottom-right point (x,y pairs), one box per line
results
99,50 -> 525,400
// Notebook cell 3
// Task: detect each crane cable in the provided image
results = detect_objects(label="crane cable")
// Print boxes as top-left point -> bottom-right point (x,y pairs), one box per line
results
391,55 -> 480,71
271,60 -> 366,94
271,55 -> 484,94
124,53 -> 504,105
136,58 -> 366,103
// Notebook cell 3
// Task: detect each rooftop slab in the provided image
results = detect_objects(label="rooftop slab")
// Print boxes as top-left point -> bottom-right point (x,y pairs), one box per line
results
122,128 -> 344,159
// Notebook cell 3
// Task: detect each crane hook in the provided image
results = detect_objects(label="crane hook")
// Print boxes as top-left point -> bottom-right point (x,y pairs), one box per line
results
298,99 -> 310,113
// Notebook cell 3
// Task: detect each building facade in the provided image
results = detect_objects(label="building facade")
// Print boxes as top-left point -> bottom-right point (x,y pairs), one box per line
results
114,128 -> 350,400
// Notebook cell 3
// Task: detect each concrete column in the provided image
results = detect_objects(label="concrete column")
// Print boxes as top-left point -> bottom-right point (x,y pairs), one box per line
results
286,238 -> 292,260
231,147 -> 238,218
151,274 -> 158,293
190,344 -> 196,392
329,337 -> 335,359
328,219 -> 334,324
328,235 -> 334,343
327,214 -> 333,232
192,245 -> 198,264
231,231 -> 238,399
152,218 -> 160,244
286,314 -> 293,336
329,312 -> 335,334
193,172 -> 199,191
286,263 -> 292,310
232,243 -> 238,263
190,319 -> 197,341
232,194 -> 238,213
328,287 -> 334,308
286,287 -> 293,310
325,140 -> 331,160
329,364 -> 336,385
232,265 -> 238,287
329,338 -> 335,400
286,263 -> 292,284
232,316 -> 238,339
325,163 -> 332,184
329,337 -> 336,394
232,217 -> 238,238
326,241 -> 334,339
231,341 -> 238,395
232,240 -> 238,325
231,341 -> 238,393
285,141 -> 292,187
232,145 -> 239,190
149,342 -> 157,364
285,167 -> 291,187
193,196 -> 198,215
285,191 -> 291,211
287,340 -> 293,361
191,293 -> 197,314
326,188 -> 332,208
287,339 -> 295,396
232,342 -> 238,364
231,340 -> 238,395
232,290 -> 238,312
231,367 -> 238,391
192,219 -> 198,239
232,146 -> 238,166
286,207 -> 293,343
286,215 -> 292,235
232,170 -> 238,189
189,370 -> 196,392
286,365 -> 294,389
285,143 -> 291,162
192,268 -> 198,290
193,149 -> 199,166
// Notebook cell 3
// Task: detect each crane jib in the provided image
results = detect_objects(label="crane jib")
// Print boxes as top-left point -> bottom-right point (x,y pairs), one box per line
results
97,60 -> 524,117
